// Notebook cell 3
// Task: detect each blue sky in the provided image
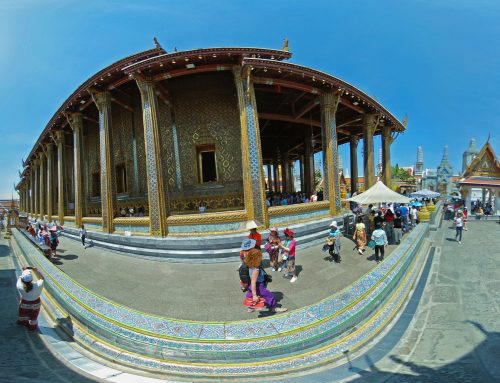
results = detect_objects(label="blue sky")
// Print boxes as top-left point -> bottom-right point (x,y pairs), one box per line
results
1,0 -> 499,198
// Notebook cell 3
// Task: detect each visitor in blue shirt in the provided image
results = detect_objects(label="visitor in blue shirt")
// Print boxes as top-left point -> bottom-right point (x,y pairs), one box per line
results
398,204 -> 409,232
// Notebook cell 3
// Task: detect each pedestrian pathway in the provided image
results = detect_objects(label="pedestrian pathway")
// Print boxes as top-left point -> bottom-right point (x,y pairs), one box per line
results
51,233 -> 397,321
0,237 -> 98,383
9,221 -> 499,382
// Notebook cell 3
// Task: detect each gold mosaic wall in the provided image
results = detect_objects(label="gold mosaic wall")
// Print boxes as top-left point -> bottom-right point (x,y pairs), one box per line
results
166,72 -> 243,195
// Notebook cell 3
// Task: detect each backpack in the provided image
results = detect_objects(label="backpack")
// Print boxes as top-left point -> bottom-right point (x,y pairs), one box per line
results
239,265 -> 251,285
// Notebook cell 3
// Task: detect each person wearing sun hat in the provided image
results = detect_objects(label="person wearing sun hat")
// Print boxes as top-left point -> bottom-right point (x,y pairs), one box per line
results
16,267 -> 45,331
327,221 -> 342,263
265,227 -> 281,271
246,220 -> 262,249
279,228 -> 298,283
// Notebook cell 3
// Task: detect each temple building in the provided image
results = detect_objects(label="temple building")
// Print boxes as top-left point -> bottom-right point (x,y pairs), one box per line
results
462,138 -> 479,173
15,42 -> 404,238
458,141 -> 500,214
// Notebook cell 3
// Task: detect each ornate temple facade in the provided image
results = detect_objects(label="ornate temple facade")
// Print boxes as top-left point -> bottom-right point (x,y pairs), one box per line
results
16,44 -> 404,237
458,141 -> 500,214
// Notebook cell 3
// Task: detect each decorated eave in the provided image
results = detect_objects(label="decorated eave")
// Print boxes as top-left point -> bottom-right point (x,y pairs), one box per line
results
242,58 -> 405,132
21,44 -> 404,183
22,46 -> 166,170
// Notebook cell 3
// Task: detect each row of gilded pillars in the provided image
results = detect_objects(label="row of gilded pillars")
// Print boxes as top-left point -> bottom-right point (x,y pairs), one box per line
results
19,66 -> 390,234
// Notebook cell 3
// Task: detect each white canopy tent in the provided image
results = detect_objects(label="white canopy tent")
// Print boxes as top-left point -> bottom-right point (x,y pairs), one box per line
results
409,189 -> 441,198
346,181 -> 411,204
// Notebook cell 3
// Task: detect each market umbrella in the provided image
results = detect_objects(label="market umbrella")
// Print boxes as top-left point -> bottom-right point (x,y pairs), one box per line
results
346,181 -> 411,204
410,201 -> 423,207
409,189 -> 441,198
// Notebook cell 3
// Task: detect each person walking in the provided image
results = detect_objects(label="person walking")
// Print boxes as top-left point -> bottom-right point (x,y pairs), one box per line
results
393,212 -> 403,244
49,230 -> 59,258
399,204 -> 409,232
245,248 -> 287,313
327,221 -> 342,262
16,267 -> 44,331
384,208 -> 394,243
266,227 -> 281,271
371,224 -> 388,263
463,207 -> 468,231
353,216 -> 366,254
79,224 -> 87,248
280,228 -> 297,283
454,212 -> 464,244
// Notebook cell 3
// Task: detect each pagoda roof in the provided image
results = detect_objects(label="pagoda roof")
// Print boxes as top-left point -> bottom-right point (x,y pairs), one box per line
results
458,141 -> 500,187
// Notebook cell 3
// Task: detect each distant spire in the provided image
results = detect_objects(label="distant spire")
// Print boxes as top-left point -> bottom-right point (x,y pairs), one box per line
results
466,138 -> 479,153
417,145 -> 423,163
442,145 -> 449,161
337,153 -> 343,173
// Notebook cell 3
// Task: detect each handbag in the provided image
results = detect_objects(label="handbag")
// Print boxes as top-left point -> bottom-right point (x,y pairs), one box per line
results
326,237 -> 335,246
368,240 -> 377,249
321,244 -> 330,252
264,242 -> 273,253
260,266 -> 272,284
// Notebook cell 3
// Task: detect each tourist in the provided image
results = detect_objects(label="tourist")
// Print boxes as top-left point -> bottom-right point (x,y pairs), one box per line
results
279,228 -> 297,283
463,207 -> 468,230
327,221 -> 342,262
16,267 -> 44,331
198,202 -> 206,214
454,212 -> 464,244
371,224 -> 388,263
374,211 -> 384,229
410,205 -> 418,227
49,230 -> 59,258
246,221 -> 261,248
239,238 -> 256,268
79,224 -> 87,248
399,204 -> 409,232
393,211 -> 403,244
310,192 -> 318,202
266,227 -> 281,271
245,248 -> 287,313
353,216 -> 367,255
384,208 -> 395,243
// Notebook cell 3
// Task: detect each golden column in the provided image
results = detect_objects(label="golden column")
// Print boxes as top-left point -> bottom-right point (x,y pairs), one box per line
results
92,92 -> 116,233
320,91 -> 341,215
68,113 -> 85,228
54,131 -> 66,224
363,113 -> 377,189
381,125 -> 393,187
45,143 -> 54,221
349,135 -> 358,193
39,151 -> 46,220
233,67 -> 268,227
304,126 -> 315,195
29,168 -> 35,215
135,78 -> 169,236
33,158 -> 40,219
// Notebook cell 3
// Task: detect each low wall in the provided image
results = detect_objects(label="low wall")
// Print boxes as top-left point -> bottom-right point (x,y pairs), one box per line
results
11,222 -> 430,378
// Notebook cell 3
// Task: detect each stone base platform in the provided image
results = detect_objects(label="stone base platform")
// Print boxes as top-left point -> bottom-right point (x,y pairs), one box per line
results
10,222 -> 431,379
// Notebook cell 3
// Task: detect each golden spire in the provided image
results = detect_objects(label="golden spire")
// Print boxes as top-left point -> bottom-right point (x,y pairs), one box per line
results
282,37 -> 289,52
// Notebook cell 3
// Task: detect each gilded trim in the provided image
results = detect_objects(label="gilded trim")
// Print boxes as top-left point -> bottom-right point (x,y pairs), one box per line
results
268,201 -> 329,216
166,210 -> 246,226
113,217 -> 150,226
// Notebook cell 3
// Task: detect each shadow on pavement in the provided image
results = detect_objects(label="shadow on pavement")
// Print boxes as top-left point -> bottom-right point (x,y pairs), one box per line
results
345,320 -> 499,382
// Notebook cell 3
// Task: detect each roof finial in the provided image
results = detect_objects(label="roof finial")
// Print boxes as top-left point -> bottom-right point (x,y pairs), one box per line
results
174,46 -> 178,52
402,114 -> 408,128
282,37 -> 289,52
153,37 -> 162,50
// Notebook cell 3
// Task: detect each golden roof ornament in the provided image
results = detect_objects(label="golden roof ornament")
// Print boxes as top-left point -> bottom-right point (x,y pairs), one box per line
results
402,114 -> 408,128
282,37 -> 289,52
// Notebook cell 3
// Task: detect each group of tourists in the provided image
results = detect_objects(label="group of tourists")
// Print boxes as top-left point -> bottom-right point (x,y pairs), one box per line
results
26,222 -> 60,258
265,191 -> 322,208
239,221 -> 292,313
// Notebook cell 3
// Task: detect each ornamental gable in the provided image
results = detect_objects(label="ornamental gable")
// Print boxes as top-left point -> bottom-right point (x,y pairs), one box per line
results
462,142 -> 500,178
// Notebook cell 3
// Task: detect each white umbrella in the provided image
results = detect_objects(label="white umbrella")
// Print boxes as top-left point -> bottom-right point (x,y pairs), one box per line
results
346,181 -> 411,204
410,189 -> 441,198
